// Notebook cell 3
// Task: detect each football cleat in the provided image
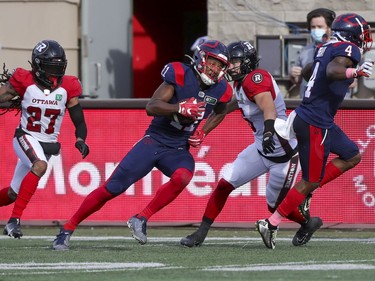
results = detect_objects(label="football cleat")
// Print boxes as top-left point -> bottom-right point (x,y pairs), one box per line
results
53,228 -> 74,250
3,218 -> 23,239
255,219 -> 278,249
298,193 -> 313,221
292,217 -> 323,246
180,229 -> 208,247
127,215 -> 147,245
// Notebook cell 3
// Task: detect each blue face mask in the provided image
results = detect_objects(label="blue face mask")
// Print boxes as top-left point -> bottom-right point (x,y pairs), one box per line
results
310,28 -> 326,43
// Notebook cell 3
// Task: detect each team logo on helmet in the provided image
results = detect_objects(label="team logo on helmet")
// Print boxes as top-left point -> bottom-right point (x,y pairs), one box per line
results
34,42 -> 48,54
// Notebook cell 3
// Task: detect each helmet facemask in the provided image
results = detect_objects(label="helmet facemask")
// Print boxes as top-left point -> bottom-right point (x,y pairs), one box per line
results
33,58 -> 67,90
360,26 -> 373,53
227,58 -> 246,82
195,52 -> 228,85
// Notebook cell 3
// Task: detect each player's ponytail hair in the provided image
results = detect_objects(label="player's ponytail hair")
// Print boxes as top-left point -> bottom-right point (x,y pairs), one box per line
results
0,63 -> 11,84
0,64 -> 21,116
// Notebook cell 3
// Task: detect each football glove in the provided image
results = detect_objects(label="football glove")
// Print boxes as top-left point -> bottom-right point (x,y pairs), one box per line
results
347,60 -> 374,78
188,129 -> 206,147
75,140 -> 90,159
262,119 -> 276,154
178,97 -> 205,119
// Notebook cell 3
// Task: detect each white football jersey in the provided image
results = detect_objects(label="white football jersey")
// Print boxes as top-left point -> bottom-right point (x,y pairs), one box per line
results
234,68 -> 297,157
9,68 -> 82,143
19,85 -> 68,142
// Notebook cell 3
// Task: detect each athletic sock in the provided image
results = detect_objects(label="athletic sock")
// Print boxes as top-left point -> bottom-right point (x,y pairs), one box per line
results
286,206 -> 307,224
265,218 -> 278,230
63,185 -> 116,231
320,161 -> 343,187
0,187 -> 14,207
203,178 -> 234,221
269,188 -> 306,226
138,168 -> 192,220
137,181 -> 186,220
11,172 -> 40,218
268,211 -> 284,227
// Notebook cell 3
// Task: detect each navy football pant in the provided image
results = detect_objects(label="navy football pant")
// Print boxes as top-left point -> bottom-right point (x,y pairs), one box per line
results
293,115 -> 358,182
105,136 -> 195,195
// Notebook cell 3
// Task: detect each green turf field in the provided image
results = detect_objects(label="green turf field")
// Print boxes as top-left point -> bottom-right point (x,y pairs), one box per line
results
0,226 -> 374,281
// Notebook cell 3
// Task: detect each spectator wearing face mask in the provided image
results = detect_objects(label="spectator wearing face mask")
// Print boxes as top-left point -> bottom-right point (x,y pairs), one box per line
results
290,8 -> 336,98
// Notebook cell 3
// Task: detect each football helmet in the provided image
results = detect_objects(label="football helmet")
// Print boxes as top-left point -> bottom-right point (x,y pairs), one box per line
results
331,13 -> 373,53
193,40 -> 230,86
31,40 -> 67,90
227,41 -> 259,81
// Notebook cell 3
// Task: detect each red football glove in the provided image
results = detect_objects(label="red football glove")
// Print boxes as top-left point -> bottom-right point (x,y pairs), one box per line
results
178,97 -> 205,119
188,129 -> 206,147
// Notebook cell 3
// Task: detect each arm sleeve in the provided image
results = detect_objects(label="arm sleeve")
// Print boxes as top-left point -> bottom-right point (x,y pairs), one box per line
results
68,103 -> 87,141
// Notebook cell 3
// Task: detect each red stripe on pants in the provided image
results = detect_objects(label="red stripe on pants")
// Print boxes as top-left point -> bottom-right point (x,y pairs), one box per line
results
308,125 -> 325,182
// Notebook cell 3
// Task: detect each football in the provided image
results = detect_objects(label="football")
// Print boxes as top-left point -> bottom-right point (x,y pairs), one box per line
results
171,113 -> 196,125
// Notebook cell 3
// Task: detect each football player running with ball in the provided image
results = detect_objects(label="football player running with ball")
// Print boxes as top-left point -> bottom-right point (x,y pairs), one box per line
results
52,40 -> 233,250
0,40 -> 89,238
256,13 -> 373,249
180,41 -> 323,248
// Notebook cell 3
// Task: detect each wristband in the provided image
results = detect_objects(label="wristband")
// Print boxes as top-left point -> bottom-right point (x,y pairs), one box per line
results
345,68 -> 356,79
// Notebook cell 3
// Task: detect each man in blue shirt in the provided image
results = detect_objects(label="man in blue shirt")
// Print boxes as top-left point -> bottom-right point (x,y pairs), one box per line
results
289,8 -> 336,98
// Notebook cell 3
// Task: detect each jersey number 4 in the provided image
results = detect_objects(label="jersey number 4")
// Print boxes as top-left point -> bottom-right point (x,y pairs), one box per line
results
304,62 -> 320,98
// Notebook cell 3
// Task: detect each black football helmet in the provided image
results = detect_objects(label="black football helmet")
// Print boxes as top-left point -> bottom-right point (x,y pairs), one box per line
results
331,13 -> 373,53
226,41 -> 259,81
193,40 -> 230,86
31,40 -> 67,90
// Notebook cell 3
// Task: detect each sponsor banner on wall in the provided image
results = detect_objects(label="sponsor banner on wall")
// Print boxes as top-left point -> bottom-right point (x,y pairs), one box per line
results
0,109 -> 374,224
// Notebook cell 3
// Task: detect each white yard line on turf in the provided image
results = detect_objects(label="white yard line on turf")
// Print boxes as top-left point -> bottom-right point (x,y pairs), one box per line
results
0,261 -> 375,273
0,236 -> 374,242
203,263 -> 375,271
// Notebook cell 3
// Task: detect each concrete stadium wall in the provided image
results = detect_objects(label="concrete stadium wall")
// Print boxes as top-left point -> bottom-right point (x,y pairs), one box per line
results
0,0 -> 80,76
208,0 -> 375,45
1,0 -> 374,98
207,0 -> 375,98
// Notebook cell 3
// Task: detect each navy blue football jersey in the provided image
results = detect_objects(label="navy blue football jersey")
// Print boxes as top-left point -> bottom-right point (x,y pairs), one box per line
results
296,41 -> 361,129
145,62 -> 232,148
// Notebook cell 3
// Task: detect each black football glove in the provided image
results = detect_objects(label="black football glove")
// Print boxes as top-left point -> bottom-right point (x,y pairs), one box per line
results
75,140 -> 90,159
262,119 -> 276,154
